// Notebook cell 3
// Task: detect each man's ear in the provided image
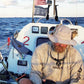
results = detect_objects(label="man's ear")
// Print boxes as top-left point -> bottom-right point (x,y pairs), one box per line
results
71,29 -> 78,39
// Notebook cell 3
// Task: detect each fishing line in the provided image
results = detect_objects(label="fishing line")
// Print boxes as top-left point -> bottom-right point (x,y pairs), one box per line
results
75,0 -> 78,25
0,52 -> 18,84
0,43 -> 8,50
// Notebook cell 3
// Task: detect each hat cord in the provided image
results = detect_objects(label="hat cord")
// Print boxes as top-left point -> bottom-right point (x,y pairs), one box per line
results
50,48 -> 68,68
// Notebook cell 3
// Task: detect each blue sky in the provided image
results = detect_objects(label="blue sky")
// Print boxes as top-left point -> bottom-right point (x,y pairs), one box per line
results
0,0 -> 84,17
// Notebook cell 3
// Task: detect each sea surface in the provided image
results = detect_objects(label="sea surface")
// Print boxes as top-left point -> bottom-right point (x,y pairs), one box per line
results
0,17 -> 84,59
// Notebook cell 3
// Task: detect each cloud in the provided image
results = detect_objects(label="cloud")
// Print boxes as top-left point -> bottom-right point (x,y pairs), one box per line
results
57,0 -> 65,2
56,0 -> 84,3
0,0 -> 18,6
0,0 -> 32,9
66,0 -> 84,3
17,0 -> 32,9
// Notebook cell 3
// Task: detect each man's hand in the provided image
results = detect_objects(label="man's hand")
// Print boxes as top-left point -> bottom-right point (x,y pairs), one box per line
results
19,78 -> 33,84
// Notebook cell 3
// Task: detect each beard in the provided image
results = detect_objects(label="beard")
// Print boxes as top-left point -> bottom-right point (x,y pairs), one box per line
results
52,45 -> 67,53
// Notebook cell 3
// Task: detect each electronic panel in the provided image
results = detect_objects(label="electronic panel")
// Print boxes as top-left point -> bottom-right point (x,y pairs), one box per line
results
41,27 -> 48,34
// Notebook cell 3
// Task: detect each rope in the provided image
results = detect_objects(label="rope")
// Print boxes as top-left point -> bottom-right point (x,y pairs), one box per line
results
1,61 -> 18,83
0,43 -> 8,50
0,52 -> 18,83
16,74 -> 26,81
0,37 -> 11,50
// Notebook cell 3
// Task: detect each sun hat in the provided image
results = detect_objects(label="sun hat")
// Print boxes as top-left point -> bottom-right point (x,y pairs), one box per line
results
48,25 -> 77,45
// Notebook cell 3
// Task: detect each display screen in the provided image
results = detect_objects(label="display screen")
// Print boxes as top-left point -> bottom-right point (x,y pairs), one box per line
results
41,27 -> 48,34
32,26 -> 39,33
17,60 -> 27,66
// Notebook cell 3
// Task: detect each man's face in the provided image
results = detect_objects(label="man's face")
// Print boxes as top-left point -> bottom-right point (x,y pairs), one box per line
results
52,43 -> 67,53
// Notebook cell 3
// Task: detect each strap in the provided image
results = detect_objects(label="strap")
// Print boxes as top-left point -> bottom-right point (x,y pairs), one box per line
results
16,74 -> 26,81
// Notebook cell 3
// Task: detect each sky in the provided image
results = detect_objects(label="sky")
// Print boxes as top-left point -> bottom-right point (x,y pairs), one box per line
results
0,0 -> 84,17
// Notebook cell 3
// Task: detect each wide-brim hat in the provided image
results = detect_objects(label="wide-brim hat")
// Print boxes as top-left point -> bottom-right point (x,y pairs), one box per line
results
48,25 -> 77,45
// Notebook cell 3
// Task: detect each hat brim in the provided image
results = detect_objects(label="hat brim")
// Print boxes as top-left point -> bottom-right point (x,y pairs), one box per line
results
48,34 -> 77,46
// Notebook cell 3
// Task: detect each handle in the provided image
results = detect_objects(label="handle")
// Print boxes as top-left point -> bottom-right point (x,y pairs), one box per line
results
60,19 -> 73,25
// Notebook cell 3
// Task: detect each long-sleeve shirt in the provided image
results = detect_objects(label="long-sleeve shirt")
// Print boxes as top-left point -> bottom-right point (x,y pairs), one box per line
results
30,43 -> 84,84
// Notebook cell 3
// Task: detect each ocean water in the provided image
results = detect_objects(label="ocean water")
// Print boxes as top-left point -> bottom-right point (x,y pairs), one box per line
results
0,17 -> 84,58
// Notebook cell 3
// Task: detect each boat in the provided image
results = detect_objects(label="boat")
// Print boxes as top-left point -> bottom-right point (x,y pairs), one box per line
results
0,0 -> 84,84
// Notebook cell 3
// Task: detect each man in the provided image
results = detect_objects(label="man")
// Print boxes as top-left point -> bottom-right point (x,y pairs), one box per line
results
19,25 -> 84,84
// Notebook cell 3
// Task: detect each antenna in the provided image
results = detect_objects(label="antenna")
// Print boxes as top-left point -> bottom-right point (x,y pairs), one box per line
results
46,5 -> 51,20
55,5 -> 58,21
75,0 -> 78,25
46,0 -> 52,20
53,0 -> 56,17
32,0 -> 35,23
53,0 -> 58,21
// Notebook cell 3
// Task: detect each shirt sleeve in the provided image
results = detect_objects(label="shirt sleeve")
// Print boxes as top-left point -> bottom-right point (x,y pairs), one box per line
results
29,46 -> 43,84
70,48 -> 84,84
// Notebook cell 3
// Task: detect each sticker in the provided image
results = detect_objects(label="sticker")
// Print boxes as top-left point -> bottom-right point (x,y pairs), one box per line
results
23,36 -> 30,45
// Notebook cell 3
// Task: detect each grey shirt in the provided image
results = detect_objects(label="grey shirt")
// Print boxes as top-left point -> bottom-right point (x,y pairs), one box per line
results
30,43 -> 84,84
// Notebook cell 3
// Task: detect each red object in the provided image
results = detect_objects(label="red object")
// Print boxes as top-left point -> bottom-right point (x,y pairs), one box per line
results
23,36 -> 30,46
81,41 -> 84,44
34,0 -> 47,5
7,37 -> 10,46
16,74 -> 26,81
